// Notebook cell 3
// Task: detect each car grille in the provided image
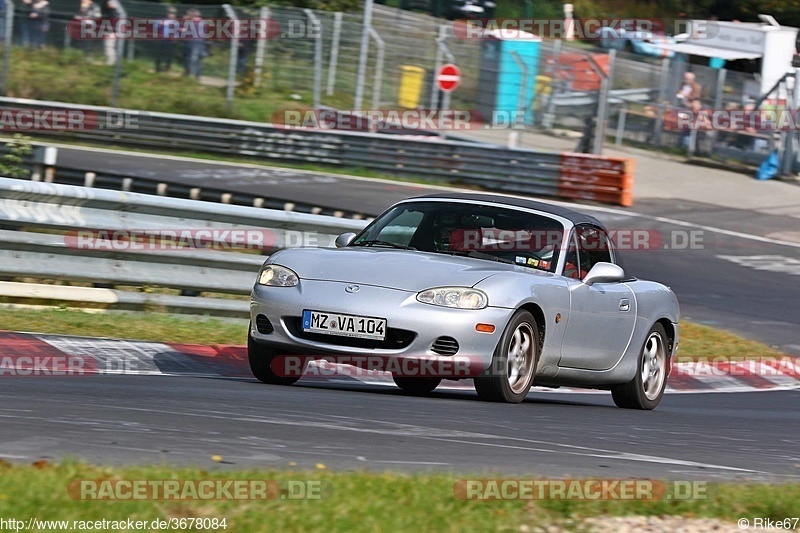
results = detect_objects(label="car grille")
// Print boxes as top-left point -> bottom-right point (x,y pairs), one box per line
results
287,318 -> 416,349
255,314 -> 274,334
431,336 -> 459,356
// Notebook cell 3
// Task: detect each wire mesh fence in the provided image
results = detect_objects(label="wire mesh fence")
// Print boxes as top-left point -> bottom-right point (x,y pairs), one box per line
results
0,0 -> 781,165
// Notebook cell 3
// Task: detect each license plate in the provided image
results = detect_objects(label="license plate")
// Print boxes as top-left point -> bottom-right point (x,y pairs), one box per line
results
302,310 -> 387,341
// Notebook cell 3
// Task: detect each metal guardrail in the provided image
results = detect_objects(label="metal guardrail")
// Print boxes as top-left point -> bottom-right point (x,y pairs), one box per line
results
0,97 -> 636,207
0,178 -> 367,317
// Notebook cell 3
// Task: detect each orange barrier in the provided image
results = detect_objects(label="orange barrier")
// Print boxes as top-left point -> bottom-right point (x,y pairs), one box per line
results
547,53 -> 610,92
557,153 -> 635,207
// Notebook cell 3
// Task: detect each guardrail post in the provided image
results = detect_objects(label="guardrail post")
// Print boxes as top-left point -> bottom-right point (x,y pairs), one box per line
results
326,12 -> 343,96
0,0 -> 13,96
31,146 -> 58,182
304,9 -> 323,110
354,0 -> 374,110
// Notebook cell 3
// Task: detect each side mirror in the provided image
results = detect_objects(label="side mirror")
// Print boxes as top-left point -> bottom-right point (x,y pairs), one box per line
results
335,232 -> 357,248
583,262 -> 625,285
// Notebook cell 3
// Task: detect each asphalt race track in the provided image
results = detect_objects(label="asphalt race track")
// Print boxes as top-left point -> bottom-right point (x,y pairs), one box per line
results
1,145 -> 797,478
1,372 -> 799,480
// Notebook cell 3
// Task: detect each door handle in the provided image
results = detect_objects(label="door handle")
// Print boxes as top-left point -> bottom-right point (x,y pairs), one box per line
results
619,299 -> 630,312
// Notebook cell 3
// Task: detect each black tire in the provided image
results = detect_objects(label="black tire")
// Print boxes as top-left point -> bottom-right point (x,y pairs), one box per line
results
248,331 -> 302,385
392,375 -> 442,394
611,323 -> 668,410
474,310 -> 539,403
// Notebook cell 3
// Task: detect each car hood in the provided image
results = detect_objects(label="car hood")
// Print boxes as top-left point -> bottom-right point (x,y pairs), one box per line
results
270,247 -> 525,292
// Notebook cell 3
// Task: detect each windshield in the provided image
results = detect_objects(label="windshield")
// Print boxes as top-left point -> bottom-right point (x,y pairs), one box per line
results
351,201 -> 565,272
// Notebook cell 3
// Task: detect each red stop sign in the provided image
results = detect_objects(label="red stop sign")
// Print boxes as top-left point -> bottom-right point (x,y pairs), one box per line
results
437,64 -> 460,93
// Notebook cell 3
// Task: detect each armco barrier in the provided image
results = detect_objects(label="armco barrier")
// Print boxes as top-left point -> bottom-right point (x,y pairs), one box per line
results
0,178 -> 367,317
0,97 -> 636,207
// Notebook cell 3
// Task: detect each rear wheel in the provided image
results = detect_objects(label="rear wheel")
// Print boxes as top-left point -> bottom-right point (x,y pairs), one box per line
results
474,310 -> 539,403
392,375 -> 442,394
611,324 -> 668,410
248,330 -> 302,385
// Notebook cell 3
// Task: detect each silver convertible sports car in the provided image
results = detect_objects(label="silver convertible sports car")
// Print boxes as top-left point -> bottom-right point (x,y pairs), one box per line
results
248,193 -> 680,409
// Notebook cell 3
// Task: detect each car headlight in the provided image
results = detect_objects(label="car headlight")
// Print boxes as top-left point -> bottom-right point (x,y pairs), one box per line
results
417,287 -> 488,309
257,265 -> 299,287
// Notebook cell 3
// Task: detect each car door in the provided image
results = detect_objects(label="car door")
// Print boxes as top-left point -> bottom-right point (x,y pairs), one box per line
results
558,225 -> 637,371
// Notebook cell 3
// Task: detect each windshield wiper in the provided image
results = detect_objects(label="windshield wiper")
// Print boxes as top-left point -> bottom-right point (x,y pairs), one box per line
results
435,249 -> 515,265
354,240 -> 417,251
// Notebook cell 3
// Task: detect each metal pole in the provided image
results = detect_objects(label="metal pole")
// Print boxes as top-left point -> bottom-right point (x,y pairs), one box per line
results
709,67 -> 726,154
222,5 -> 239,113
253,7 -> 268,87
368,27 -> 384,109
111,1 -> 128,106
592,48 -> 615,155
326,12 -> 342,96
652,57 -> 670,146
433,24 -> 455,111
354,0 -> 373,111
615,105 -> 628,147
508,50 -> 528,147
790,68 -> 800,174
0,0 -> 14,96
542,39 -> 561,129
430,25 -> 445,111
304,9 -> 322,110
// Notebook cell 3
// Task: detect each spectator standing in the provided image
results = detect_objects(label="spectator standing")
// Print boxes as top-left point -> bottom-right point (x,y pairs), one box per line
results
20,0 -> 33,47
676,71 -> 702,106
182,9 -> 205,79
0,0 -> 6,43
29,0 -> 50,48
73,0 -> 101,54
154,7 -> 179,72
102,0 -> 120,66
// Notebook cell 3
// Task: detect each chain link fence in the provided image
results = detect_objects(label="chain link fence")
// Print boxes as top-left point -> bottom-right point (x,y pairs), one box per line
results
0,1 -> 785,168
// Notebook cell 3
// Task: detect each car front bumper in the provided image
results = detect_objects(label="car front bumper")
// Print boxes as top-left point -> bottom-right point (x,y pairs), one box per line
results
250,280 -> 514,373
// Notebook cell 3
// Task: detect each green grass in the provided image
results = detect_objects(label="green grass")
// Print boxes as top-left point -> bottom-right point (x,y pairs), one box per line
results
6,47 -> 353,123
0,307 -> 791,363
0,462 -> 797,531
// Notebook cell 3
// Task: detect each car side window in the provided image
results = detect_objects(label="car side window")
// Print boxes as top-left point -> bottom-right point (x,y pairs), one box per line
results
576,226 -> 612,278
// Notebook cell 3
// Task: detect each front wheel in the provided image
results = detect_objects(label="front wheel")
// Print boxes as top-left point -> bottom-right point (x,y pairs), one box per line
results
611,324 -> 668,410
248,331 -> 302,385
474,310 -> 539,403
